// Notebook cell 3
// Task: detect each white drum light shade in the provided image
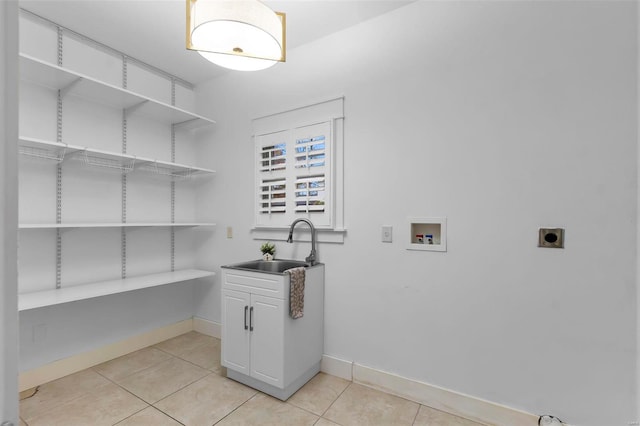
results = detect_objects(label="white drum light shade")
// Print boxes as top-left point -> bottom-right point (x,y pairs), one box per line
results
187,0 -> 286,71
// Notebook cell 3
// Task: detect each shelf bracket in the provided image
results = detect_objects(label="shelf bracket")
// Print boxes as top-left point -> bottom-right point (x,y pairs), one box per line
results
131,158 -> 154,170
173,117 -> 199,130
124,100 -> 148,116
60,146 -> 86,162
59,77 -> 82,98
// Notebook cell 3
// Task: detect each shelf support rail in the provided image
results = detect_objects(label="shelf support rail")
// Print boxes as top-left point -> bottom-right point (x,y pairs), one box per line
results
56,166 -> 62,289
121,60 -> 128,278
57,25 -> 63,66
122,54 -> 128,90
55,24 -> 64,289
171,124 -> 176,272
171,77 -> 176,108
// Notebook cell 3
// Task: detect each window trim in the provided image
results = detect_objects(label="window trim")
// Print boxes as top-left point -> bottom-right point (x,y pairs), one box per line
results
252,97 -> 345,243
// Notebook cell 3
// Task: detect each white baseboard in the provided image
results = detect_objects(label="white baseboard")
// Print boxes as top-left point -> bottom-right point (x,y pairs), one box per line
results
353,363 -> 539,426
193,317 -> 221,339
19,319 -> 538,426
320,354 -> 353,381
19,318 -> 194,392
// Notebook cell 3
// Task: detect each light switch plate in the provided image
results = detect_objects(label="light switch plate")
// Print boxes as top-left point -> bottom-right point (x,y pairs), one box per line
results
382,225 -> 393,243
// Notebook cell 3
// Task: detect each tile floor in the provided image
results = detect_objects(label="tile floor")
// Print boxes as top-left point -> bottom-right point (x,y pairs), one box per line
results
19,331 -> 484,426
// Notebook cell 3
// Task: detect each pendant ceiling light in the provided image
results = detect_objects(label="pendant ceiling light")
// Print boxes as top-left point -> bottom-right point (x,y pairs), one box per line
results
186,0 -> 286,71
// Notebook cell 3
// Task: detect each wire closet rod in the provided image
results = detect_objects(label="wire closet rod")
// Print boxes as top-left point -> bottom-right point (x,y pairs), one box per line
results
20,8 -> 194,90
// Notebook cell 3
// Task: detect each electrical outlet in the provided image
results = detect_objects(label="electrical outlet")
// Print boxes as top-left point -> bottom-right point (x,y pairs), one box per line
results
382,225 -> 392,243
226,226 -> 233,239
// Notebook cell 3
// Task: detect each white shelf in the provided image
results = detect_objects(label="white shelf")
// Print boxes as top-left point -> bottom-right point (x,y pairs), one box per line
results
19,136 -> 216,176
19,222 -> 216,229
19,53 -> 216,129
19,269 -> 215,311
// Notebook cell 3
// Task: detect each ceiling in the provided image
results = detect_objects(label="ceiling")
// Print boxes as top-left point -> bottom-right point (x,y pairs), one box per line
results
19,0 -> 414,85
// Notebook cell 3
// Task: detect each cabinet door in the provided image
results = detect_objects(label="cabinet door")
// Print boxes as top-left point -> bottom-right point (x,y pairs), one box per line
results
221,289 -> 251,375
249,294 -> 285,388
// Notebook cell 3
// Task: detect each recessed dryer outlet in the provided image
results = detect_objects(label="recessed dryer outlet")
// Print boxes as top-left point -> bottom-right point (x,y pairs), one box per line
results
538,228 -> 564,248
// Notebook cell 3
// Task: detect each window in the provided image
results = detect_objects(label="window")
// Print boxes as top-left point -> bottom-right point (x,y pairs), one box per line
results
253,98 -> 344,232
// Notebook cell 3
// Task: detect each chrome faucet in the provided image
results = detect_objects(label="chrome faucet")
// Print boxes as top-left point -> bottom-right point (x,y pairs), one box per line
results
287,218 -> 317,265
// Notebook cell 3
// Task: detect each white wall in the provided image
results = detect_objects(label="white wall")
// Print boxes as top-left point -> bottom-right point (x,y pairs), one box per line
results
194,2 -> 638,425
1,1 -> 20,423
638,0 -> 640,419
17,13 -> 208,371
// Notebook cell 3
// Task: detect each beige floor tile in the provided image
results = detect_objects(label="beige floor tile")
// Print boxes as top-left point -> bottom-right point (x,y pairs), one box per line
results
175,337 -> 222,371
323,383 -> 419,426
413,405 -> 484,426
288,372 -> 350,416
116,406 -> 182,425
19,418 -> 27,426
26,381 -> 147,426
93,347 -> 173,381
116,357 -> 210,403
216,392 -> 319,426
315,418 -> 341,426
154,331 -> 214,357
20,369 -> 112,421
155,373 -> 257,426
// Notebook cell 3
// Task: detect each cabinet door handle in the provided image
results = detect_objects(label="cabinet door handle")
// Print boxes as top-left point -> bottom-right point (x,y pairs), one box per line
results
244,305 -> 248,330
249,306 -> 254,331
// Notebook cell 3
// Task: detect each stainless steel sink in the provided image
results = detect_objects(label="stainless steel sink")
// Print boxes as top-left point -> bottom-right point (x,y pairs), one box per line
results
222,259 -> 310,274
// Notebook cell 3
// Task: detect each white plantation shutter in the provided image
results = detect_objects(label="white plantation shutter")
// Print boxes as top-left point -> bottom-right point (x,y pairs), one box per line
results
294,134 -> 326,169
253,97 -> 343,231
293,122 -> 330,217
259,143 -> 287,173
259,177 -> 286,214
255,122 -> 333,228
295,175 -> 325,213
257,131 -> 288,220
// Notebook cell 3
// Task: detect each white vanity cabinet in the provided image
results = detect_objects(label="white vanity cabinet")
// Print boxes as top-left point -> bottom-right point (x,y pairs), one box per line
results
221,263 -> 325,400
221,289 -> 285,387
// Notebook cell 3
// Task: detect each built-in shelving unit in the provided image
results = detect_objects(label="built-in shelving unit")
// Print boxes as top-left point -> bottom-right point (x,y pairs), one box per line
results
20,53 -> 216,129
18,12 -> 216,309
19,269 -> 216,311
19,136 -> 216,177
19,223 -> 216,229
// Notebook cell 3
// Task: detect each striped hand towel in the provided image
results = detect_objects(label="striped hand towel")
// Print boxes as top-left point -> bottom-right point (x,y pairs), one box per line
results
286,267 -> 306,319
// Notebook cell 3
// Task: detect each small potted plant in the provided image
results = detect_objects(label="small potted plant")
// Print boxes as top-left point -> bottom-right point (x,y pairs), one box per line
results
260,242 -> 276,261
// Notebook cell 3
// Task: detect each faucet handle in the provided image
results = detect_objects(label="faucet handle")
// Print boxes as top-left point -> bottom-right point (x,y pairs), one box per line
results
305,250 -> 316,266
